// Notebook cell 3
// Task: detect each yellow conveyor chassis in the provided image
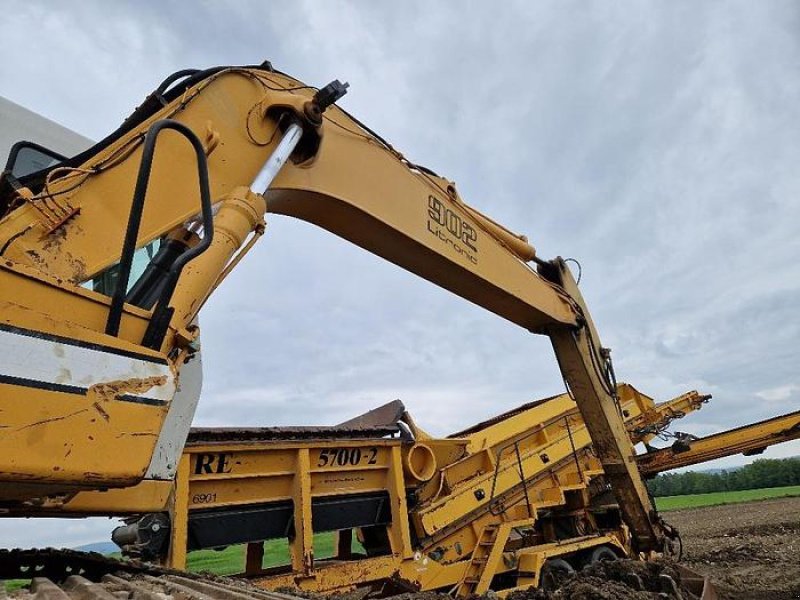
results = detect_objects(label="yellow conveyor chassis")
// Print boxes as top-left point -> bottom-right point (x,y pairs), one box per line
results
47,384 -> 708,597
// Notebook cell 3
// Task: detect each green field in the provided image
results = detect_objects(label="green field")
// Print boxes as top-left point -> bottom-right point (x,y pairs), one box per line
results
189,487 -> 800,573
654,484 -> 800,511
5,486 -> 799,590
187,531 -> 357,576
1,533 -> 347,591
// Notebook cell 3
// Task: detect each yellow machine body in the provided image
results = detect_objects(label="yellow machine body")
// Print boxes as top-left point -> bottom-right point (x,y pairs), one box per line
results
638,408 -> 800,476
0,64 -> 679,561
30,384 -> 707,596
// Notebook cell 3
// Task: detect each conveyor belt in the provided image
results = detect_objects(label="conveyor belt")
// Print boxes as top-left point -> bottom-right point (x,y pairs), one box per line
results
187,425 -> 399,443
188,399 -> 407,443
638,408 -> 800,475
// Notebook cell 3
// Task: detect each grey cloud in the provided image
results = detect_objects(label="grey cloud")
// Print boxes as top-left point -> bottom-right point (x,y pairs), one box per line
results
1,0 -> 799,548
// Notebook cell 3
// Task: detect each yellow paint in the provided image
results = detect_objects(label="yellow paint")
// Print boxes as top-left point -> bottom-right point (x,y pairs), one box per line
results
0,64 -> 715,570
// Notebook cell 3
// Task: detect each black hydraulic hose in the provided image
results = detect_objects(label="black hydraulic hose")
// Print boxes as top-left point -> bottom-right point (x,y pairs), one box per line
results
105,119 -> 213,344
154,69 -> 201,102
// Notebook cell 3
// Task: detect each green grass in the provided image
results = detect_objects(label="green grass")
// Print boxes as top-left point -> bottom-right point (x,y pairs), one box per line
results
2,532 -> 356,591
3,579 -> 29,593
186,531 -> 360,576
655,484 -> 800,511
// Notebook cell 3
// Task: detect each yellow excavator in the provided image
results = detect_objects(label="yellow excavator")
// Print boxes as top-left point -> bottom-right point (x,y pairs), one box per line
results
1,62 -> 677,582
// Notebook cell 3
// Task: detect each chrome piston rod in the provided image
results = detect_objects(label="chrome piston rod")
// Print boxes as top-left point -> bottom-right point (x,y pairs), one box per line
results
186,120 -> 303,235
250,121 -> 304,194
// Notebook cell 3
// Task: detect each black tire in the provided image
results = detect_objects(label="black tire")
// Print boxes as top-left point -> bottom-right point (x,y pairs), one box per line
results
588,545 -> 618,564
539,557 -> 575,591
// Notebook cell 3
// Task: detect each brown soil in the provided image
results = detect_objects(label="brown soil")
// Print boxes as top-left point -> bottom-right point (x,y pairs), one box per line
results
478,496 -> 800,600
666,495 -> 800,600
272,497 -> 800,600
274,498 -> 800,600
504,559 -> 691,600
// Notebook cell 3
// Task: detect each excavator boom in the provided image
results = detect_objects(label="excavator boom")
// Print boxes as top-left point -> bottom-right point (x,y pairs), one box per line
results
0,64 -> 663,551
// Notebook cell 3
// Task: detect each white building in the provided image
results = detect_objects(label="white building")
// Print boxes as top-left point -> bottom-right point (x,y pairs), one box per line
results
0,95 -> 92,175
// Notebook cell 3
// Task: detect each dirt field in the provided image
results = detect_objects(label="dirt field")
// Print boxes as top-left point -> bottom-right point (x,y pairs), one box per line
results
4,498 -> 796,599
667,496 -> 800,599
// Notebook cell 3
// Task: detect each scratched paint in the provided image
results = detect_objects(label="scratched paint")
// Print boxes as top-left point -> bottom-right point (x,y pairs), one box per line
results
0,327 -> 175,404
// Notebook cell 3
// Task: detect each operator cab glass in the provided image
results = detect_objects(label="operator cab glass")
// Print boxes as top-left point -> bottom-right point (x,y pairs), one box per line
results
4,140 -> 66,178
82,241 -> 162,296
3,142 -> 162,301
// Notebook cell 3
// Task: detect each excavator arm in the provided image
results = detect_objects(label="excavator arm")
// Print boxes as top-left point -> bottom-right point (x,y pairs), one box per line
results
0,64 -> 662,551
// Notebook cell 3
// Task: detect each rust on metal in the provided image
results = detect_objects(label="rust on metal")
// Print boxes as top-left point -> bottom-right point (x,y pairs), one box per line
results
88,376 -> 168,401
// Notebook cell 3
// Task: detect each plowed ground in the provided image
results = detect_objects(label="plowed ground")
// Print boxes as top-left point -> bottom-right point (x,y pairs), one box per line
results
667,495 -> 800,599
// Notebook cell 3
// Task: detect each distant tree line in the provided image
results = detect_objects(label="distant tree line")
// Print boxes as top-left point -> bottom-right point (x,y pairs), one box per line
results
646,457 -> 800,497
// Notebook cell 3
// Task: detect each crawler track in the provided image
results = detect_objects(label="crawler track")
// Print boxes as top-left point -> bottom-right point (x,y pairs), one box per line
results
13,573 -> 306,600
0,548 -> 168,582
0,548 -> 303,600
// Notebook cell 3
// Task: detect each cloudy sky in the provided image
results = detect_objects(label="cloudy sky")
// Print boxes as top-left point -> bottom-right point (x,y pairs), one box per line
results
1,1 -> 798,548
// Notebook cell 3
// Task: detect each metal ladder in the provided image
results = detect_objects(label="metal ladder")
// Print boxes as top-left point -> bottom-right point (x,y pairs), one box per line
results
453,516 -> 538,598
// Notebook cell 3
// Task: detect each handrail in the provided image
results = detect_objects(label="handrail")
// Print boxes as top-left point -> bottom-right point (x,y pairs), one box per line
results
487,415 -> 590,517
105,119 -> 213,349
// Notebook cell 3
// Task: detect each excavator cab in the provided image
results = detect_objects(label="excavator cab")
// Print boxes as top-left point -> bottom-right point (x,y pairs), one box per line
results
0,100 -> 204,505
0,136 -> 69,218
4,152 -> 161,297
0,68 -> 313,506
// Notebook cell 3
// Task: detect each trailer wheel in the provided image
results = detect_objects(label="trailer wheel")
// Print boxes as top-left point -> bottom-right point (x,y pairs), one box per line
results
589,546 -> 618,564
540,557 -> 575,591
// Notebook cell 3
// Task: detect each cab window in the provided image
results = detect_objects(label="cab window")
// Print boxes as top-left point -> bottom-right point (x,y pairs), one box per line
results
82,241 -> 161,296
5,141 -> 66,178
